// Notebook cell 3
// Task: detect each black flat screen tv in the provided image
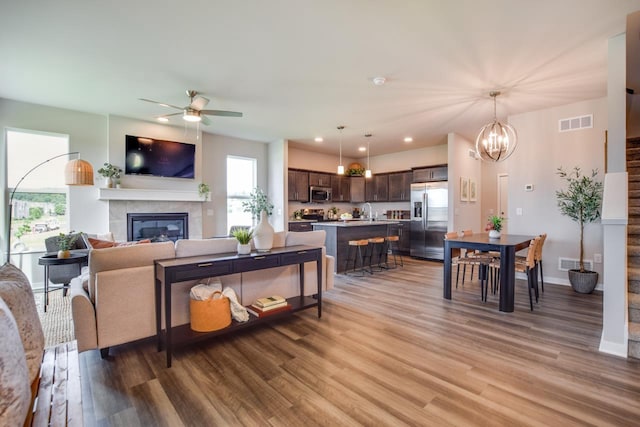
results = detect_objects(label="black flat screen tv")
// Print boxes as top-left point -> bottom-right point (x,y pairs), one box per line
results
125,135 -> 195,179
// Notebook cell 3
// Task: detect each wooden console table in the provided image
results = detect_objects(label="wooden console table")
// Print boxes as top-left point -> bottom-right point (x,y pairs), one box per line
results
155,245 -> 323,367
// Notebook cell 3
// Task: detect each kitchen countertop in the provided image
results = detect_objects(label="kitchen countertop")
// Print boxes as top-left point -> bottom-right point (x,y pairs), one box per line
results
312,220 -> 400,227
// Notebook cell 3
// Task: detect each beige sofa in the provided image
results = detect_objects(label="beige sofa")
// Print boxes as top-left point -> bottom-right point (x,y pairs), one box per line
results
70,230 -> 334,354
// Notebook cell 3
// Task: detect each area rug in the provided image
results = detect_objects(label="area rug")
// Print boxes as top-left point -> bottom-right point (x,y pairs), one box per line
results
34,290 -> 74,348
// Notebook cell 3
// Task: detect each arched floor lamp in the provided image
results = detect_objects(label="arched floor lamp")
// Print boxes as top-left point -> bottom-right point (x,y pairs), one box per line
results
5,152 -> 94,264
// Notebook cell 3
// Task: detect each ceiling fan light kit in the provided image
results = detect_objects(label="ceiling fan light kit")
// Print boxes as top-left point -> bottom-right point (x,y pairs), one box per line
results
475,91 -> 518,162
140,90 -> 242,125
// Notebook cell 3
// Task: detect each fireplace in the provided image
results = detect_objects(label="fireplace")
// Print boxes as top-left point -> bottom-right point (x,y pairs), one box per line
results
127,213 -> 189,242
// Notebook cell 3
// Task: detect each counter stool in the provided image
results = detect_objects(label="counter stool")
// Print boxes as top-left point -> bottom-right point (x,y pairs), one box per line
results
346,239 -> 371,276
385,235 -> 404,268
367,237 -> 386,272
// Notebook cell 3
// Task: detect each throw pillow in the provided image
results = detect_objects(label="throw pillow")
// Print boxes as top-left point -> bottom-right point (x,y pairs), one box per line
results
0,263 -> 45,385
0,296 -> 30,427
88,238 -> 151,249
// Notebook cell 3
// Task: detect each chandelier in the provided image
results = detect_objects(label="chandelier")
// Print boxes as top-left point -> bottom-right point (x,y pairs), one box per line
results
475,91 -> 517,162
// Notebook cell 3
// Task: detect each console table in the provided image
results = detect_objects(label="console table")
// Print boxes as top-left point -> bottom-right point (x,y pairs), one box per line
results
155,245 -> 323,367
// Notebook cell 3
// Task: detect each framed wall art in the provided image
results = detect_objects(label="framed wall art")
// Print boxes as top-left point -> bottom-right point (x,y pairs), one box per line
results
469,179 -> 477,202
460,177 -> 469,201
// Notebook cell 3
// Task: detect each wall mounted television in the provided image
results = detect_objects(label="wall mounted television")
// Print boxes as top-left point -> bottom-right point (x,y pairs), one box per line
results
125,135 -> 195,179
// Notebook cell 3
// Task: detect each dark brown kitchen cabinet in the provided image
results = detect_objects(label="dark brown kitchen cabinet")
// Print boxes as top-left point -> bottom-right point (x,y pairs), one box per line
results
388,223 -> 410,254
331,175 -> 351,202
288,169 -> 309,202
350,176 -> 365,203
308,172 -> 332,187
288,222 -> 313,232
388,171 -> 412,201
412,165 -> 448,182
365,173 -> 388,202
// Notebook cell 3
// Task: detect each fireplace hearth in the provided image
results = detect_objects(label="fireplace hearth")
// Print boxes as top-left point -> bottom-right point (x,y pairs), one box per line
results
127,213 -> 188,242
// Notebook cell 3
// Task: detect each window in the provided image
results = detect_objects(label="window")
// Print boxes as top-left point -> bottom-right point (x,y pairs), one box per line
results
226,156 -> 257,233
7,129 -> 70,252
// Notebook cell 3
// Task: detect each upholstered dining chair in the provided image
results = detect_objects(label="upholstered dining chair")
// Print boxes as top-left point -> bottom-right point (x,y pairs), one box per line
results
446,231 -> 494,300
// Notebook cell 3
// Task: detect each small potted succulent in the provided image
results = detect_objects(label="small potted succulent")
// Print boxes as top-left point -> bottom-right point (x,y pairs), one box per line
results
232,228 -> 253,255
485,215 -> 503,239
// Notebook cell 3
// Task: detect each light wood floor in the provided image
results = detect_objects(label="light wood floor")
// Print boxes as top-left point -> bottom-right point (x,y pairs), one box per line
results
80,258 -> 640,426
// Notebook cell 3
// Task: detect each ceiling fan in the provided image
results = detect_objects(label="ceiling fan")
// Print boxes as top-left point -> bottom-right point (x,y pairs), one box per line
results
139,90 -> 243,125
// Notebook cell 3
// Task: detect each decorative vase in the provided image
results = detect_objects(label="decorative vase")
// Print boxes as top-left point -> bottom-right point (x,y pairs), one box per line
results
105,177 -> 113,188
237,243 -> 251,255
57,250 -> 71,259
488,230 -> 501,239
252,210 -> 274,252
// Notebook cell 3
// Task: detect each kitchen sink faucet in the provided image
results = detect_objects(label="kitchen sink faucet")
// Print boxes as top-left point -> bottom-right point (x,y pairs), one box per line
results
364,203 -> 373,221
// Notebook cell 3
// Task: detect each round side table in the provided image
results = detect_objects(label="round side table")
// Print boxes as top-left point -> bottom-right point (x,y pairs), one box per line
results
38,252 -> 88,312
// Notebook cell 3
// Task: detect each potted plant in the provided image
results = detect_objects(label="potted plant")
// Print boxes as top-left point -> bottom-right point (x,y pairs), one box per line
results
232,228 -> 253,255
242,187 -> 274,251
485,215 -> 503,239
198,182 -> 210,201
56,232 -> 79,258
556,166 -> 603,293
97,163 -> 123,188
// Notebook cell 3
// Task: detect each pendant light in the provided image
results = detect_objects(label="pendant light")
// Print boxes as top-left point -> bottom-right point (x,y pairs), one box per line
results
365,133 -> 372,178
337,125 -> 345,175
475,91 -> 517,162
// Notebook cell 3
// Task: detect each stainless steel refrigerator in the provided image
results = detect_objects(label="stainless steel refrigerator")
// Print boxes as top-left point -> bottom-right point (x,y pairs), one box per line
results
410,182 -> 448,260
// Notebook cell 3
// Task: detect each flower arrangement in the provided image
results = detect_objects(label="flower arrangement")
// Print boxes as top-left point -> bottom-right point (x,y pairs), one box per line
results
231,228 -> 253,245
485,215 -> 503,232
242,187 -> 274,219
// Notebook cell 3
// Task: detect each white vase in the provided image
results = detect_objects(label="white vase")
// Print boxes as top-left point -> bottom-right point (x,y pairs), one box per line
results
252,210 -> 274,252
237,243 -> 251,255
489,229 -> 501,239
105,177 -> 113,188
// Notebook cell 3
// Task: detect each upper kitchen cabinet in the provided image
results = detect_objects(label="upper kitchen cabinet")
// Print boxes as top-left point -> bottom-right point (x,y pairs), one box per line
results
331,175 -> 351,202
288,169 -> 309,202
365,173 -> 389,202
350,176 -> 365,203
412,165 -> 448,182
308,172 -> 332,187
388,171 -> 412,201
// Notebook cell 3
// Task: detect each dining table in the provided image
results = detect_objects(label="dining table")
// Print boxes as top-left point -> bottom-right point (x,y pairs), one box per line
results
443,233 -> 536,312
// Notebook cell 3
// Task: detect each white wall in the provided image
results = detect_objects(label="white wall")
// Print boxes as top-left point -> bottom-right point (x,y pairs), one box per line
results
501,97 -> 607,286
447,133 -> 482,233
268,139 -> 286,231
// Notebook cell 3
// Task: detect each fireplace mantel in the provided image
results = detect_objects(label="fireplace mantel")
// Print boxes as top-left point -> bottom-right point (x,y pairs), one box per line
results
98,188 -> 208,202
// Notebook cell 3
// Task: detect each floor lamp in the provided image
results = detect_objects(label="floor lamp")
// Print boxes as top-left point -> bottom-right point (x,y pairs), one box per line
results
5,152 -> 94,264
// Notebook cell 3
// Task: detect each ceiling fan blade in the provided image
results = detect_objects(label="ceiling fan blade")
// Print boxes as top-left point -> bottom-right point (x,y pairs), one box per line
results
159,112 -> 182,118
139,98 -> 184,110
190,95 -> 209,111
201,115 -> 212,126
200,109 -> 243,117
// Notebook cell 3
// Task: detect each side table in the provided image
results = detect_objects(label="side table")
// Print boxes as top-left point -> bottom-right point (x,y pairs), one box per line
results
38,252 -> 88,312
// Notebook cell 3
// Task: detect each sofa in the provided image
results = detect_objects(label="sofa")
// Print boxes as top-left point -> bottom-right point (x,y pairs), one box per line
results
70,230 -> 334,354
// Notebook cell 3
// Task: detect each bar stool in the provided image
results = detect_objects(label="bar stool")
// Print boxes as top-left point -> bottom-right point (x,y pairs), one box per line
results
367,237 -> 386,272
385,235 -> 404,268
346,239 -> 371,276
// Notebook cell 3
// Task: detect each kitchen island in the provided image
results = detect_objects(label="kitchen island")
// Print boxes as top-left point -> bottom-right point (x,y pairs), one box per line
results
312,220 -> 399,273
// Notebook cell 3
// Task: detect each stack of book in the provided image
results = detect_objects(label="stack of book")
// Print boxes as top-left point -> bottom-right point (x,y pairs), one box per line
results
246,295 -> 292,318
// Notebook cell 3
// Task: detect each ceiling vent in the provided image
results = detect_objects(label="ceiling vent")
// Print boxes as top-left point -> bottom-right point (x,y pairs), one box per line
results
558,114 -> 593,132
558,257 -> 593,272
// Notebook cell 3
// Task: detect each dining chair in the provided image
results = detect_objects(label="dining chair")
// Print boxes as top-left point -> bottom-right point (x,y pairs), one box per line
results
449,231 -> 494,299
490,236 -> 541,310
515,233 -> 547,293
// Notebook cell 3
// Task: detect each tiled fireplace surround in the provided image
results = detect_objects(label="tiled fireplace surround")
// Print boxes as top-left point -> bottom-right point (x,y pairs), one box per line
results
108,201 -> 203,242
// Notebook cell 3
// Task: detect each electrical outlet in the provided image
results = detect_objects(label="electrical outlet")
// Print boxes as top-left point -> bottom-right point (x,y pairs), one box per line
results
206,209 -> 214,216
594,253 -> 602,263
516,208 -> 523,216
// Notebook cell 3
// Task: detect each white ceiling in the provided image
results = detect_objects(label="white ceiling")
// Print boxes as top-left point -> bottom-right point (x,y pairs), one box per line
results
1,0 -> 639,158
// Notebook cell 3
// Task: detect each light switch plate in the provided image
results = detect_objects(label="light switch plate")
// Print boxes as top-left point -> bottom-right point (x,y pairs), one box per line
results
516,208 -> 523,216
525,184 -> 534,192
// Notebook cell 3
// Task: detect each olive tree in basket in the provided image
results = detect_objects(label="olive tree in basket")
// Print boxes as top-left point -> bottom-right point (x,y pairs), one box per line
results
556,166 -> 603,293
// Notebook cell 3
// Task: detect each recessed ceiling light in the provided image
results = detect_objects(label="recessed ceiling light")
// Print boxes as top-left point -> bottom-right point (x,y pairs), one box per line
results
404,137 -> 413,142
372,76 -> 386,86
157,117 -> 169,122
359,146 -> 366,152
314,137 -> 323,142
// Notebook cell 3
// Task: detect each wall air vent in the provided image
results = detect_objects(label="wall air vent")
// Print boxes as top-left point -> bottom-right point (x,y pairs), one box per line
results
558,257 -> 593,271
558,114 -> 593,132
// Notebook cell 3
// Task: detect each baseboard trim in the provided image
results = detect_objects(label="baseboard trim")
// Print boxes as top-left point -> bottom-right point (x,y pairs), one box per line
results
599,328 -> 629,358
515,273 -> 603,291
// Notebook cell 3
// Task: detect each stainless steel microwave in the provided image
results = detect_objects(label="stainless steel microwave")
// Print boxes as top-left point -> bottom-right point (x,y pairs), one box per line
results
309,186 -> 332,202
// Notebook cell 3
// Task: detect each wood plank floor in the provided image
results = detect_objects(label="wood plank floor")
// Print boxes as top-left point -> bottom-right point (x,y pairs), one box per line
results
80,258 -> 640,426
